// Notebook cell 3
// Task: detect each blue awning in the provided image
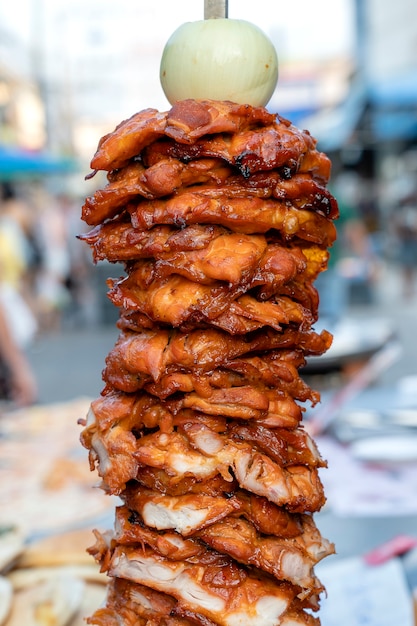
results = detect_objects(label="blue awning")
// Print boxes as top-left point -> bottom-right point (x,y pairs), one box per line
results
372,110 -> 417,141
0,145 -> 77,180
368,70 -> 417,141
299,79 -> 367,152
369,71 -> 417,108
299,71 -> 417,150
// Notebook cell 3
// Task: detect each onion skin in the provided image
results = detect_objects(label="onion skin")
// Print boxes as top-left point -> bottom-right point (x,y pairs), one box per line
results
160,19 -> 278,107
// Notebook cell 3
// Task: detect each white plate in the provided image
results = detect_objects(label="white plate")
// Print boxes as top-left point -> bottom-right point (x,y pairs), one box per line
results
351,435 -> 417,463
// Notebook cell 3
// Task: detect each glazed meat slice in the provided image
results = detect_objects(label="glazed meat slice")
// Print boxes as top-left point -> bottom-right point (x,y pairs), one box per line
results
113,288 -> 320,334
227,424 -> 326,468
80,391 -> 176,494
144,121 -> 330,182
80,223 -> 228,264
134,430 -> 230,483
82,224 -> 329,288
81,223 -> 328,308
121,233 -> 269,286
113,506 -> 204,559
164,99 -> 277,143
102,327 -> 332,392
116,507 -> 333,593
101,346 -> 308,425
117,302 -> 317,335
275,279 -> 320,318
209,294 -> 314,333
107,269 -> 247,329
135,468 -> 238,498
122,490 -> 240,536
136,174 -> 337,218
81,403 -> 139,494
178,419 -> 324,469
174,599 -> 320,626
231,491 -> 303,537
232,452 -> 325,513
145,233 -> 269,286
87,576 -> 199,625
84,162 -> 337,227
123,486 -> 303,539
129,191 -> 337,245
84,228 -> 322,299
88,577 -> 316,626
134,430 -> 325,512
174,387 -> 303,425
142,356 -> 317,407
90,108 -> 168,171
197,516 -> 325,593
83,389 -> 174,433
82,158 -> 232,225
83,407 -> 325,500
133,155 -> 232,197
108,544 -> 300,626
214,171 -> 338,219
83,161 -> 146,224
250,244 -> 314,292
112,507 -> 328,594
142,369 -> 262,400
107,268 -> 314,332
102,329 -> 171,385
90,99 -> 277,173
170,389 -> 303,429
228,347 -> 311,388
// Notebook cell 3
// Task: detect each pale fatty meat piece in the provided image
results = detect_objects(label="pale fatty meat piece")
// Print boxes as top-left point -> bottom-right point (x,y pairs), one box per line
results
108,544 -> 301,626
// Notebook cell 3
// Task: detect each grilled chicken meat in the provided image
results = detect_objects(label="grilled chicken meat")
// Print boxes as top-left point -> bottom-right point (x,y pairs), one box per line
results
80,99 -> 337,624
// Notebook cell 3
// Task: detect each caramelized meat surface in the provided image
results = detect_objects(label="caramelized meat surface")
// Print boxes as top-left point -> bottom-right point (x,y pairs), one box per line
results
80,99 -> 337,624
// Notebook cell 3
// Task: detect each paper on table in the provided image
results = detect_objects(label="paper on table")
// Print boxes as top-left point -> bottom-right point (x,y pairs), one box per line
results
316,556 -> 414,626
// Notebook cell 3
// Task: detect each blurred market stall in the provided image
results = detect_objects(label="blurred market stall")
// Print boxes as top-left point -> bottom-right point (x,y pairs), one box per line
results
0,145 -> 76,181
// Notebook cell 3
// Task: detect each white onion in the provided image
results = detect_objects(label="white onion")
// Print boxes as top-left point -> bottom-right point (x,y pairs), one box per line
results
160,18 -> 278,107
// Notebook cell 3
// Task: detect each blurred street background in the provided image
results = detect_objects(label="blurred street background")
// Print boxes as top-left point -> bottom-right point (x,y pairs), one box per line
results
1,3 -> 417,623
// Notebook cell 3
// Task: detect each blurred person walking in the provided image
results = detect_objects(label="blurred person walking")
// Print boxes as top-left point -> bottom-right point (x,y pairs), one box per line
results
394,192 -> 417,300
0,299 -> 37,407
31,186 -> 72,331
58,192 -> 98,327
0,183 -> 39,345
0,183 -> 38,407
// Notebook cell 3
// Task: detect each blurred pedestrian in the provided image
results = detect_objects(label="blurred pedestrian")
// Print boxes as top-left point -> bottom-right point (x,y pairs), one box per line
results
0,183 -> 38,407
336,216 -> 380,305
58,192 -> 98,327
315,194 -> 357,324
394,192 -> 417,299
0,183 -> 38,345
0,299 -> 37,407
30,186 -> 72,331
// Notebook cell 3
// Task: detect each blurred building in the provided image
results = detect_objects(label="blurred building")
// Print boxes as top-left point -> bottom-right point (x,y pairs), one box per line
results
0,1 -> 76,181
0,14 -> 45,151
303,0 -> 417,222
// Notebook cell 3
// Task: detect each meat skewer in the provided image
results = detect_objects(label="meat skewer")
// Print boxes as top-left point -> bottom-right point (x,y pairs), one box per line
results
79,13 -> 337,619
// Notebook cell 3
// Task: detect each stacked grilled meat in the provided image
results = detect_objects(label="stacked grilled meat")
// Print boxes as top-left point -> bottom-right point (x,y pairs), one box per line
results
79,99 -> 337,626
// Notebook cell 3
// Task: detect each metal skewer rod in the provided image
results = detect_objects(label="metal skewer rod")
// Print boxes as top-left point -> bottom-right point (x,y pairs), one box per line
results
204,0 -> 228,19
